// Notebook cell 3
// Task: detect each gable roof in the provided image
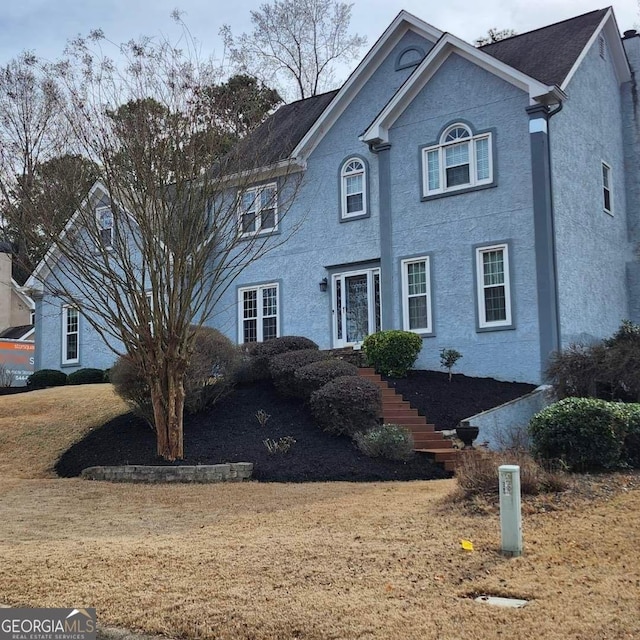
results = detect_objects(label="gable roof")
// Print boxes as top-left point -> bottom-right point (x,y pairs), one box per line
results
0,325 -> 34,340
480,9 -> 609,87
247,7 -> 628,161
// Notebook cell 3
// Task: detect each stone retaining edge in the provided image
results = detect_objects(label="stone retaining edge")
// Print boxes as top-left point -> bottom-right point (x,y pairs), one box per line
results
81,462 -> 253,483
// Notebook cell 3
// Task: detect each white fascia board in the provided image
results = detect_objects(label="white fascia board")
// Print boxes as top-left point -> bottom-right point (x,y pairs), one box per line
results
218,158 -> 305,188
11,279 -> 35,308
362,33 -> 558,144
18,327 -> 35,341
290,11 -> 443,160
25,180 -> 109,291
561,9 -> 631,91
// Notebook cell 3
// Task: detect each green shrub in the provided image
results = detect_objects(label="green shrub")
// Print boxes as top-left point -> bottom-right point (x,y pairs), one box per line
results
26,369 -> 68,389
111,327 -> 239,426
618,403 -> 640,468
294,359 -> 359,399
529,397 -> 626,471
67,368 -> 105,385
183,327 -> 240,414
250,336 -> 319,380
354,424 -> 414,461
309,375 -> 381,437
603,320 -> 640,401
269,349 -> 330,398
440,348 -> 463,382
362,330 -> 422,378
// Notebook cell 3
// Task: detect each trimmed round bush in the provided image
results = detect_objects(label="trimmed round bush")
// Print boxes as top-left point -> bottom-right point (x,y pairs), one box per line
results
529,397 -> 626,471
67,368 -> 105,385
309,375 -> 382,436
250,336 -> 319,381
618,403 -> 640,468
354,424 -> 415,461
26,369 -> 68,389
269,348 -> 330,398
362,330 -> 422,378
184,327 -> 240,414
294,359 -> 359,399
111,327 -> 240,425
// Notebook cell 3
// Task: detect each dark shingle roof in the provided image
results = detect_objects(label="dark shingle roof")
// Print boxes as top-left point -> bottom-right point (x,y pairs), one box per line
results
0,325 -> 33,340
232,89 -> 338,169
480,8 -> 609,86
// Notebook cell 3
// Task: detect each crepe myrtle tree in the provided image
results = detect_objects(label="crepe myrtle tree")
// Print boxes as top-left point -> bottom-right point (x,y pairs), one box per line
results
24,23 -> 302,461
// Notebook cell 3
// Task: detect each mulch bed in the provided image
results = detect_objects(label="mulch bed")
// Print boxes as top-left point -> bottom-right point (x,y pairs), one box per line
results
383,370 -> 536,430
55,371 -> 536,482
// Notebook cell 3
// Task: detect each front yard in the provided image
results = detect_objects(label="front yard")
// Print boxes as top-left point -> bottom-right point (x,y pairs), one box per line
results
0,386 -> 639,639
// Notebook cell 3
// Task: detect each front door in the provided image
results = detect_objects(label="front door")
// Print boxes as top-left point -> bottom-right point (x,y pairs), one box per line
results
332,268 -> 381,348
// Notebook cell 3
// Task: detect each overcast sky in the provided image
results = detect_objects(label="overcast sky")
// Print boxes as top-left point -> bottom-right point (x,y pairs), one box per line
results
0,1 -> 637,72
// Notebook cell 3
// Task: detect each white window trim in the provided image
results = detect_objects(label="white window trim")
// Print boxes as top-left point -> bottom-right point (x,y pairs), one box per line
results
238,183 -> 278,237
602,161 -> 613,215
476,244 -> 512,329
96,205 -> 114,248
62,305 -> 79,365
340,157 -> 367,219
401,256 -> 432,334
422,126 -> 493,197
238,282 -> 280,343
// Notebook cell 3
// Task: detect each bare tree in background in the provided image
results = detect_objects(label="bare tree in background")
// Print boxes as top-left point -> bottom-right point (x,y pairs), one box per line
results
0,54 -> 65,282
23,22 -> 301,460
474,28 -> 518,47
221,0 -> 367,102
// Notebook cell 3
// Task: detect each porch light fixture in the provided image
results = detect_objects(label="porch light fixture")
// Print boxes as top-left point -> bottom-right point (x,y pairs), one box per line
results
319,277 -> 328,292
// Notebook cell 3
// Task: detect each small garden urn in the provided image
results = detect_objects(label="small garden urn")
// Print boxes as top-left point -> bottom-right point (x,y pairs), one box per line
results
456,422 -> 479,449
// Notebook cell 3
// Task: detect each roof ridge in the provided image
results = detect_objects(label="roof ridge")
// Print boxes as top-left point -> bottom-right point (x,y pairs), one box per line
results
282,88 -> 340,108
479,7 -> 608,49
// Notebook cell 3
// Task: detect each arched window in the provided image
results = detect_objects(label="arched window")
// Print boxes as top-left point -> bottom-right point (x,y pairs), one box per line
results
341,157 -> 367,219
422,123 -> 493,196
395,46 -> 425,71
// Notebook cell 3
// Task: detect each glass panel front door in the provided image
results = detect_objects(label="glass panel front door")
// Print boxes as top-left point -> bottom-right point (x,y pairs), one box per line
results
332,268 -> 381,347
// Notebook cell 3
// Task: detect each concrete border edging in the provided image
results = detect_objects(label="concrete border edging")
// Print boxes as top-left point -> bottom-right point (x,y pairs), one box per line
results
81,463 -> 253,483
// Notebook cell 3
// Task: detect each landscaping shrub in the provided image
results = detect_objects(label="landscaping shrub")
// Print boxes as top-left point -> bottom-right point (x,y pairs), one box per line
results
362,330 -> 422,377
309,375 -> 381,436
453,450 -> 568,499
603,320 -> 640,401
529,397 -> 626,471
294,359 -> 359,399
250,336 -> 319,380
183,327 -> 240,414
26,369 -> 67,389
110,356 -> 154,425
269,348 -> 330,398
618,403 -> 640,468
111,327 -> 239,425
354,424 -> 414,461
67,368 -> 105,385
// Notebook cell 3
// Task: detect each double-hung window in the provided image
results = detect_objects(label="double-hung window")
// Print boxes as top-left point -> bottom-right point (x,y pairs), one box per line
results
238,283 -> 279,343
96,206 -> 113,248
340,158 -> 367,219
423,124 -> 492,197
239,184 -> 277,235
602,162 -> 612,214
475,244 -> 512,329
62,306 -> 79,364
401,257 -> 432,334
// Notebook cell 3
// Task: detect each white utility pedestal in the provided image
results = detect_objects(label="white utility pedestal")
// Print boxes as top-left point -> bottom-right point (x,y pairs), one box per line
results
499,464 -> 522,557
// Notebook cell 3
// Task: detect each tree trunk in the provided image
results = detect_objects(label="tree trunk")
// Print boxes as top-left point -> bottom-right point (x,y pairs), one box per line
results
150,361 -> 186,461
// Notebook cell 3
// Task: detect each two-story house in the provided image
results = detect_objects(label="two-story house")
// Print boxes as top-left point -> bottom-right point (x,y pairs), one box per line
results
26,7 -> 640,384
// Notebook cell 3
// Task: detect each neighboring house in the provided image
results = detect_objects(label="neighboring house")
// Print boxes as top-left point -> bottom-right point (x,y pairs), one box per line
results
25,8 -> 640,384
0,242 -> 34,340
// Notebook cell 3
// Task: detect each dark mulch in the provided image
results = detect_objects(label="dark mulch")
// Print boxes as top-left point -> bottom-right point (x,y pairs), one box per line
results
383,370 -> 536,430
55,381 -> 450,482
0,386 -> 31,395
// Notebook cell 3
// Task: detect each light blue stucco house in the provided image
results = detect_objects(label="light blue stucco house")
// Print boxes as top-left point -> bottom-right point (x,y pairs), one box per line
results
25,8 -> 640,384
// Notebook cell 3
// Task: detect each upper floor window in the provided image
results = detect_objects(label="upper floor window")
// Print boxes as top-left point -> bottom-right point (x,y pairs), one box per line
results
96,206 -> 113,248
341,158 -> 367,219
239,184 -> 277,236
62,306 -> 79,365
422,124 -> 493,197
602,162 -> 612,214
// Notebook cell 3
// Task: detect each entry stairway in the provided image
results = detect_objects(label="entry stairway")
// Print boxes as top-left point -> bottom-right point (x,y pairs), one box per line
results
358,367 -> 458,472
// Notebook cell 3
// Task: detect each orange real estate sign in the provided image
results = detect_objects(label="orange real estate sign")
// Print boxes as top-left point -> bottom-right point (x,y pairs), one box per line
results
0,340 -> 35,386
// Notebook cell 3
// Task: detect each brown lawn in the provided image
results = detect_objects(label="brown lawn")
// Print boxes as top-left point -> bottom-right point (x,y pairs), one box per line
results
0,386 -> 639,640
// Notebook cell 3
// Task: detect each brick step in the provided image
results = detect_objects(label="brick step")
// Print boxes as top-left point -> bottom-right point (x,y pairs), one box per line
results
380,398 -> 411,407
412,434 -> 452,446
380,388 -> 400,397
418,449 -> 458,462
381,407 -> 420,417
359,367 -> 376,375
383,416 -> 429,427
444,460 -> 457,472
360,373 -> 384,382
400,425 -> 436,434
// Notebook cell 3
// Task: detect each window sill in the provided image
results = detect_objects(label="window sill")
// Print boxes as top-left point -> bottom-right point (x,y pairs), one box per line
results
604,209 -> 614,217
61,361 -> 80,368
476,323 -> 515,333
339,211 -> 370,223
239,228 -> 280,240
422,181 -> 497,202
